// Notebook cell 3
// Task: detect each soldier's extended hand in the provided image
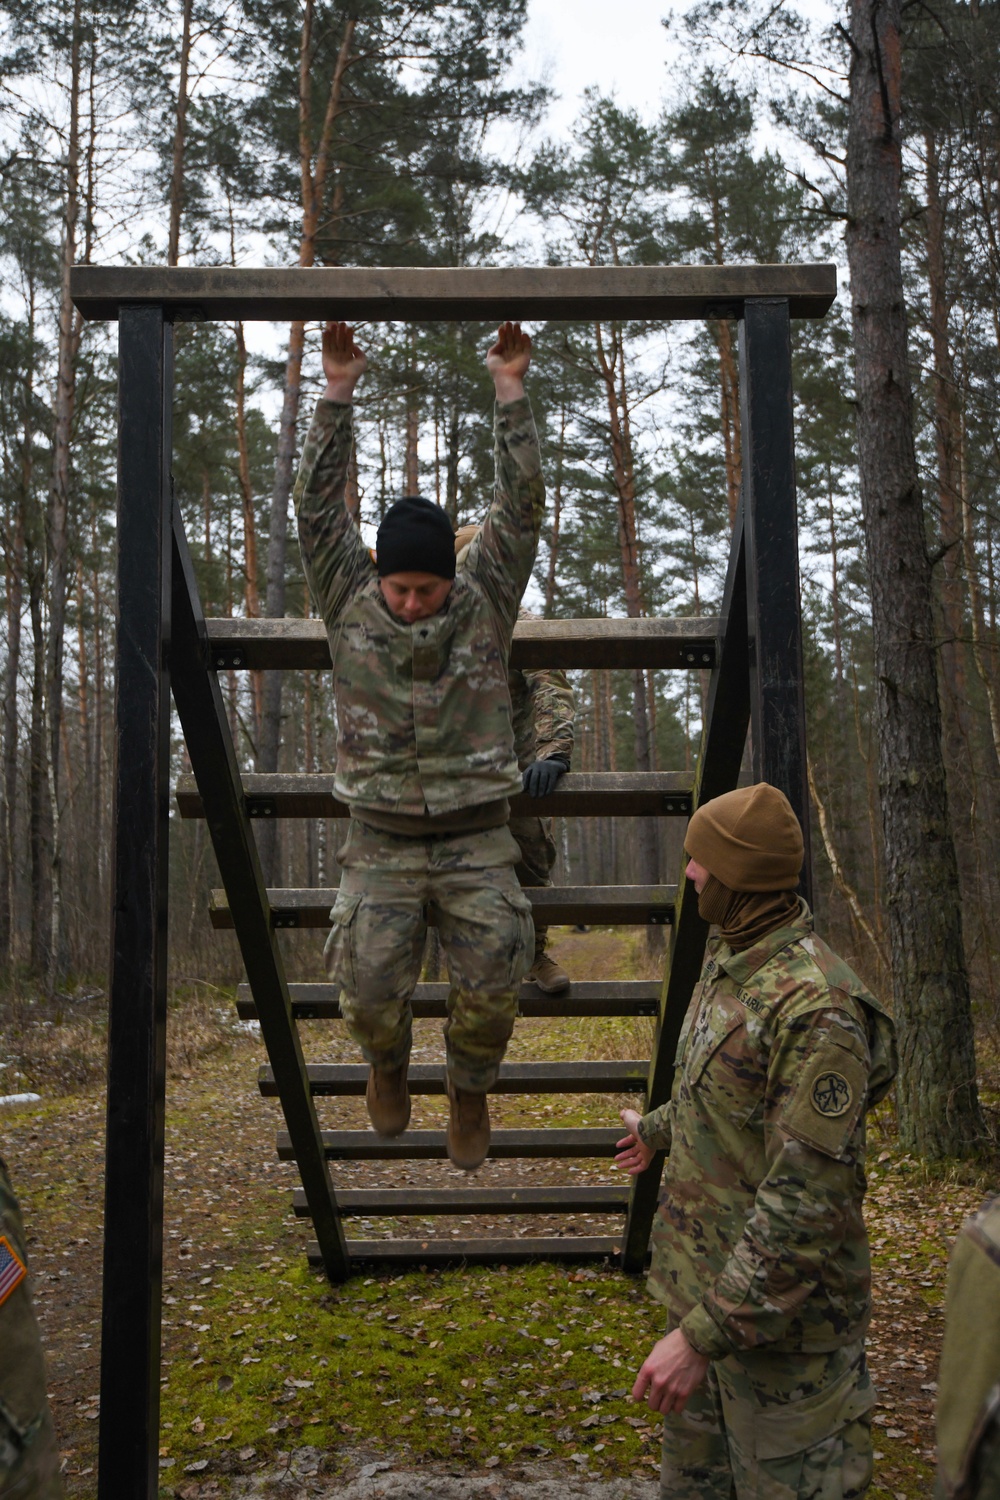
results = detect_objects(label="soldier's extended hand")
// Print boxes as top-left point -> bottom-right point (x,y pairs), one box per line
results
322,321 -> 368,403
522,757 -> 567,798
615,1108 -> 654,1175
633,1330 -> 710,1416
486,321 -> 531,402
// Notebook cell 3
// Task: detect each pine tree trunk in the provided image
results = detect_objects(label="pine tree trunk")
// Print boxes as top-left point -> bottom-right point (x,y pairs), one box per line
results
594,320 -> 661,930
29,563 -> 50,975
45,0 -> 83,988
167,0 -> 194,265
1,491 -> 25,965
845,0 -> 983,1155
257,10 -> 356,882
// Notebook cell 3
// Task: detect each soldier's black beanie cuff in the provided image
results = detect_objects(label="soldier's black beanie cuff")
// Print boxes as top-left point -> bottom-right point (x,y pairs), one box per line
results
376,496 -> 456,580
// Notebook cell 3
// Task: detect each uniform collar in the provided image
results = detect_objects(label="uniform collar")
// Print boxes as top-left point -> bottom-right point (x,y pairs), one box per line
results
713,898 -> 814,983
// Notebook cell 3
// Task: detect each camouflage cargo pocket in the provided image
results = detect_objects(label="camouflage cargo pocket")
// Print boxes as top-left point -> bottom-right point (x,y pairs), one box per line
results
324,890 -> 363,991
500,888 -> 534,988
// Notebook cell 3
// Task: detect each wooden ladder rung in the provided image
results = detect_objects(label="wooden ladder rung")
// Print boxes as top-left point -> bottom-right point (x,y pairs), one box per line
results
176,769 -> 694,819
237,979 -> 661,1021
292,1185 -> 631,1217
203,614 -> 721,672
213,886 -> 675,930
260,1060 -> 648,1097
306,1236 -> 624,1267
277,1128 -> 619,1161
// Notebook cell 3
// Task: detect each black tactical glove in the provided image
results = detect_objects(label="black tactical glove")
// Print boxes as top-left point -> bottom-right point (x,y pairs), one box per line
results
521,757 -> 569,798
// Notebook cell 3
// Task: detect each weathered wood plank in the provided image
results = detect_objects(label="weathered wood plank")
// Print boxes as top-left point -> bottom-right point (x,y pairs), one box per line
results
177,770 -> 694,820
260,1060 -> 648,1097
71,263 -> 837,323
236,978 -> 661,1020
212,885 -> 676,929
202,615 -> 720,671
292,1185 -> 630,1216
308,1236 -> 624,1266
278,1128 -> 619,1161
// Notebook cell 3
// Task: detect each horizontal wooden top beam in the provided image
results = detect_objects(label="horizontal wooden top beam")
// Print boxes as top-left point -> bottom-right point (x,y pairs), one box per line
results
203,615 -> 720,672
71,264 -> 837,322
176,770 -> 694,819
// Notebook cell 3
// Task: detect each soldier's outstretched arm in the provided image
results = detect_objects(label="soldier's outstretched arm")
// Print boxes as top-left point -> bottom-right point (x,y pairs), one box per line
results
473,322 -> 545,635
295,320 -> 374,627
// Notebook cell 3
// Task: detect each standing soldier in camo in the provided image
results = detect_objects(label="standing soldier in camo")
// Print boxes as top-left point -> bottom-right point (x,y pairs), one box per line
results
296,319 -> 545,1171
614,783 -> 897,1500
455,532 -> 576,996
935,1194 -> 1000,1500
0,1156 -> 63,1497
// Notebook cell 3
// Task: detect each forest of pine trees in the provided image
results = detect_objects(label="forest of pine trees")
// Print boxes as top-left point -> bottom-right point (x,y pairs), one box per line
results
3,0 -> 1000,1155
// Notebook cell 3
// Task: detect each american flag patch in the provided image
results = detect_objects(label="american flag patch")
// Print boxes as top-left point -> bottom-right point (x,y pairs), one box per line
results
0,1235 -> 27,1307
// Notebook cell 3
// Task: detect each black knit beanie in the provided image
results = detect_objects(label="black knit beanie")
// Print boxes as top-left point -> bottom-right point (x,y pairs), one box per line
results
376,496 -> 456,580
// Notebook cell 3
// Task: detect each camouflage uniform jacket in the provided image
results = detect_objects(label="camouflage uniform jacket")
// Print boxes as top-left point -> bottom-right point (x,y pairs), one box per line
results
936,1195 -> 1000,1500
295,398 -> 545,819
637,902 -> 897,1359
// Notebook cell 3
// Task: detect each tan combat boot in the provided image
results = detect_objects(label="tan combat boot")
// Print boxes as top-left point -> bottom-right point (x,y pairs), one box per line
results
526,926 -> 570,994
446,1076 -> 491,1171
365,1061 -> 411,1137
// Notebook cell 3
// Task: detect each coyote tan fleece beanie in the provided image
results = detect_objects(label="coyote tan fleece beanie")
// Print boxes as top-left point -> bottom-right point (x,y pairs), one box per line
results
686,783 -> 803,893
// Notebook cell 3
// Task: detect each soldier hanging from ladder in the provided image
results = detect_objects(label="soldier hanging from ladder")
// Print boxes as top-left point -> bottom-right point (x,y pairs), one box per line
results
294,318 -> 545,1171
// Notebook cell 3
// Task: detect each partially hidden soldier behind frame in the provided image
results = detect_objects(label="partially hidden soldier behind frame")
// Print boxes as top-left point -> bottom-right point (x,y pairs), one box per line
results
295,319 -> 544,1172
615,783 -> 898,1500
0,1155 -> 62,1497
935,1194 -> 1000,1500
455,525 -> 576,996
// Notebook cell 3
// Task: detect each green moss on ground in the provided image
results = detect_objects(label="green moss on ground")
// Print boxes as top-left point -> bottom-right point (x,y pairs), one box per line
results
157,1260 -> 663,1490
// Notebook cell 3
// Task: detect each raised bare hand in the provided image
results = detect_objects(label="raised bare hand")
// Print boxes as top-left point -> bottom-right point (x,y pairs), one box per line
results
614,1107 -> 655,1176
485,321 -> 532,401
322,321 -> 368,402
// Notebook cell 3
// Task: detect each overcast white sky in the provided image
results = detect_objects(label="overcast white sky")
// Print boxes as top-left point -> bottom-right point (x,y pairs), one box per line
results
520,0 -> 675,138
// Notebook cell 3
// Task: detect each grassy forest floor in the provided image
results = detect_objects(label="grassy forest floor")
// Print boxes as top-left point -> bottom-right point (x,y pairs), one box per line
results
1,928 -> 998,1499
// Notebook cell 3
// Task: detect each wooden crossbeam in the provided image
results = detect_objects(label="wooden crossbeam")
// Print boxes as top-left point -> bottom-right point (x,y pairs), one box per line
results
212,885 -> 676,929
278,1127 -> 619,1160
292,1185 -> 631,1216
178,770 -> 693,820
236,978 -> 662,1020
307,1237 -> 624,1266
71,263 -> 837,322
260,1060 -> 648,1097
202,615 -> 720,672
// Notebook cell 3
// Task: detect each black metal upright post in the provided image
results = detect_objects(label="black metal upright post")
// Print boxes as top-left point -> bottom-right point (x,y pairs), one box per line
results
739,297 -> 813,901
98,306 -> 173,1500
620,511 -> 752,1271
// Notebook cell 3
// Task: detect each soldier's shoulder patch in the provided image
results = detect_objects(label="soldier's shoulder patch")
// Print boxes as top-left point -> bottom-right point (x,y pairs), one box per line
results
811,1070 -> 853,1118
0,1235 -> 26,1307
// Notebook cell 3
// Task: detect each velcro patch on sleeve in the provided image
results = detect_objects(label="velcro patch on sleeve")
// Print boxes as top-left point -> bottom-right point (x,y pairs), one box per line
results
779,1023 -> 869,1158
0,1236 -> 27,1307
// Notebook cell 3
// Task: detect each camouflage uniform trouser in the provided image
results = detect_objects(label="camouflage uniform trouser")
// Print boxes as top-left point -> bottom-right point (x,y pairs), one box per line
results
326,819 -> 534,1091
660,1331 -> 874,1500
509,816 -> 557,955
0,1159 -> 62,1499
